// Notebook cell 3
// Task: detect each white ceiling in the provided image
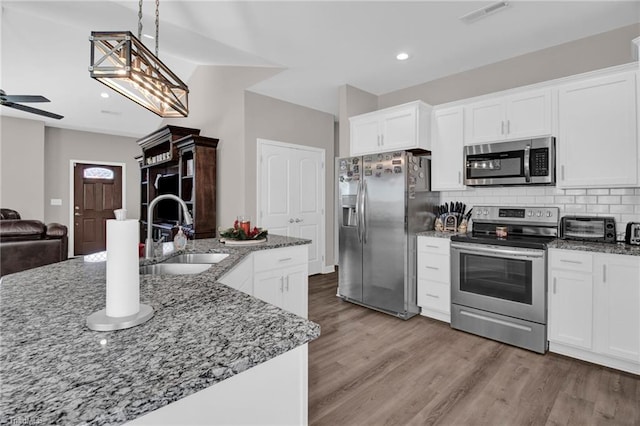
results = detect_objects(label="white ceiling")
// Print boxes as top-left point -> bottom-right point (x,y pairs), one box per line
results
1,1 -> 639,138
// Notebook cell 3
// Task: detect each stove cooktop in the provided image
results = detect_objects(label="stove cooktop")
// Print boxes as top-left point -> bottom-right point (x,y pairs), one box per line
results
450,233 -> 556,250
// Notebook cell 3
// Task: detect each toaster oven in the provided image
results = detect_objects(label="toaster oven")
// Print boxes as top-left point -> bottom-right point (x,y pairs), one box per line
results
560,216 -> 616,243
625,222 -> 640,245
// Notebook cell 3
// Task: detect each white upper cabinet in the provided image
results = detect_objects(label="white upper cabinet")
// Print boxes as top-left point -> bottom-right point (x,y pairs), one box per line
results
464,88 -> 552,145
349,101 -> 431,156
432,106 -> 465,190
557,71 -> 638,188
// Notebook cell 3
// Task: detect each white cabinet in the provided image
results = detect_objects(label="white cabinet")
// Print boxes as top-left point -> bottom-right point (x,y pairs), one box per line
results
416,236 -> 451,323
349,101 -> 431,156
593,254 -> 640,362
218,255 -> 253,295
557,71 -> 638,188
431,107 -> 465,190
253,246 -> 309,318
548,250 -> 593,350
548,248 -> 640,374
464,88 -> 552,145
219,245 -> 309,318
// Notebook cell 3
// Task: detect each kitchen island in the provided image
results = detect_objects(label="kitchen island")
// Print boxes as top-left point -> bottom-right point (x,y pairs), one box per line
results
0,235 -> 320,425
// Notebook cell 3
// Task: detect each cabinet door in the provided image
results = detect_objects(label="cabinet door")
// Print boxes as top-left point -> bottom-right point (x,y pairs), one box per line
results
464,98 -> 505,144
506,89 -> 552,140
432,107 -> 465,190
381,106 -> 417,150
548,269 -> 593,350
594,254 -> 640,362
282,265 -> 308,318
254,270 -> 285,309
350,115 -> 381,156
558,71 -> 638,188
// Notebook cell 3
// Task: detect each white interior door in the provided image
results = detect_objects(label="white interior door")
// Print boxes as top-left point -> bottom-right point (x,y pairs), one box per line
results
258,139 -> 325,275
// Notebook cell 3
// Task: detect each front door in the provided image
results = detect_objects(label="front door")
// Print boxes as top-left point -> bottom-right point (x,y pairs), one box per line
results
73,163 -> 123,255
258,140 -> 325,275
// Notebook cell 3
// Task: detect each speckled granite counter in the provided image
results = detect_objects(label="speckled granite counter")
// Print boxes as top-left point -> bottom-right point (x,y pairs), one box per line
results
548,239 -> 640,256
416,230 -> 464,239
0,235 -> 319,426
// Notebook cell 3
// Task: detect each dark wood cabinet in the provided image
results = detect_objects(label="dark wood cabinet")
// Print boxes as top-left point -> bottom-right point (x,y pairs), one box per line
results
137,125 -> 218,241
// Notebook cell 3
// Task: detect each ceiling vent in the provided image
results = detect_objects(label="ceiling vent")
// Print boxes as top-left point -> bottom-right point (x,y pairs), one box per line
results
460,1 -> 510,23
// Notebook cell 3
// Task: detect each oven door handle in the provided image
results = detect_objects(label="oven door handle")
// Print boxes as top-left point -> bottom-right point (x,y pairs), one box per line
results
524,144 -> 531,183
451,243 -> 545,258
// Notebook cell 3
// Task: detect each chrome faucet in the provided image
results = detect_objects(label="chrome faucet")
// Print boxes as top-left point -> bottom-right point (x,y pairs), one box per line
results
145,194 -> 193,259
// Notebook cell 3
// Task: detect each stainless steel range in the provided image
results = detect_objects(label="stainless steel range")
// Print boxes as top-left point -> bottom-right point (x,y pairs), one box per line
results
450,206 -> 559,353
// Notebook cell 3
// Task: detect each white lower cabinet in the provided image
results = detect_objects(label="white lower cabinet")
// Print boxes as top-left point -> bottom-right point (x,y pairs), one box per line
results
548,248 -> 640,374
416,236 -> 451,323
219,245 -> 309,318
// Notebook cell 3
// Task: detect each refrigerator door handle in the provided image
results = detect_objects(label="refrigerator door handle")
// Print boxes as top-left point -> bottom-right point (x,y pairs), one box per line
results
362,179 -> 368,244
355,180 -> 362,242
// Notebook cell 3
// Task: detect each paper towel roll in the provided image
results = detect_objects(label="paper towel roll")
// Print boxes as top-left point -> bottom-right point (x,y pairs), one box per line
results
105,219 -> 140,318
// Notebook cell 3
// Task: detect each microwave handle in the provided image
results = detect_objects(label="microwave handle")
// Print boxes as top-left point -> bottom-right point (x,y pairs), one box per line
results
524,144 -> 531,183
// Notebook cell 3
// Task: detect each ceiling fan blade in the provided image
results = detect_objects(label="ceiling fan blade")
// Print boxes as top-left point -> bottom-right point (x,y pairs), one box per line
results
2,101 -> 63,120
1,94 -> 50,103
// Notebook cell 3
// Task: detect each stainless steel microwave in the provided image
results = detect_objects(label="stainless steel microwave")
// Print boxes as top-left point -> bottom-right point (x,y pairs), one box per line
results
464,137 -> 555,186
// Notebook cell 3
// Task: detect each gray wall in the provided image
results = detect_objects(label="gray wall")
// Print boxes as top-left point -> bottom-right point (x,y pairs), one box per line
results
0,116 -> 45,220
43,127 -> 140,228
378,23 -> 640,108
244,91 -> 335,266
337,85 -> 378,158
163,65 -> 281,229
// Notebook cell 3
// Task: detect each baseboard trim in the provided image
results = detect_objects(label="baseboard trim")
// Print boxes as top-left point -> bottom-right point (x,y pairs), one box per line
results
322,265 -> 336,274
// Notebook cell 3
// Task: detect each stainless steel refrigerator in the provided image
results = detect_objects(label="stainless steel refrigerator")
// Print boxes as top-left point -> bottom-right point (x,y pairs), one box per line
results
337,151 -> 438,319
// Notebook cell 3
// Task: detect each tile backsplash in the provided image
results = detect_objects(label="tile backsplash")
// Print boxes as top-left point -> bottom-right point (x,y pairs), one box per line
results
439,187 -> 640,240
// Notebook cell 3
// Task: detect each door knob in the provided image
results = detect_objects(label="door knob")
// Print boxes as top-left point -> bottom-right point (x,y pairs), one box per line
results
289,218 -> 294,223
74,213 -> 81,216
295,218 -> 303,223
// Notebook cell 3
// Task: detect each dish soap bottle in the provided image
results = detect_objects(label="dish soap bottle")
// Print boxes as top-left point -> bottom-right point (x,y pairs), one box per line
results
173,226 -> 188,251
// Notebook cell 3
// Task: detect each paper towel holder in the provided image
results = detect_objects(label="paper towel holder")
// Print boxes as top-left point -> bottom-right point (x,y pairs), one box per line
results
86,304 -> 154,331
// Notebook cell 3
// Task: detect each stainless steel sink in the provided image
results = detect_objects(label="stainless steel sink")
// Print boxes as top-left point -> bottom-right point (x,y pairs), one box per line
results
139,263 -> 212,275
164,253 -> 230,264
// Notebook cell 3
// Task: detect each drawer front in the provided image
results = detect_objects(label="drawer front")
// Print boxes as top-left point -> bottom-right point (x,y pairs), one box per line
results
253,246 -> 308,272
417,279 -> 450,313
549,249 -> 593,273
417,236 -> 450,254
417,253 -> 450,283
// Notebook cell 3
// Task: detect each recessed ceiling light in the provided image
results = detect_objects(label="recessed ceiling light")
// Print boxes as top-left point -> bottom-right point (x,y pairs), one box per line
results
396,52 -> 409,61
460,1 -> 510,23
100,92 -> 109,99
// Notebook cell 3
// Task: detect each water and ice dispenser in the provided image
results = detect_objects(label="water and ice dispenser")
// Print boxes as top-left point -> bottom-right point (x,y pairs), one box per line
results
341,195 -> 358,227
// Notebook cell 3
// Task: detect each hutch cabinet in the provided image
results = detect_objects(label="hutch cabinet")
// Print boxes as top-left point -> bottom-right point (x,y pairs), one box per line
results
137,125 -> 218,241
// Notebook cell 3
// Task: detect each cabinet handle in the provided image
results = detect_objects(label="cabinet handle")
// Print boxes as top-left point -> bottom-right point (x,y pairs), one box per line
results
501,121 -> 505,135
602,265 -> 607,283
285,276 -> 290,292
426,293 -> 440,299
424,245 -> 440,249
278,257 -> 292,262
425,266 -> 439,270
280,276 -> 284,292
377,135 -> 381,146
560,259 -> 582,265
553,277 -> 557,294
506,120 -> 510,134
380,134 -> 384,146
561,165 -> 565,181
458,171 -> 462,184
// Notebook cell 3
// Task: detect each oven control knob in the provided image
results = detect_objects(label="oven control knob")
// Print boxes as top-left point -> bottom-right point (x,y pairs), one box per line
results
527,211 -> 533,216
546,211 -> 552,217
483,209 -> 488,215
536,211 -> 542,217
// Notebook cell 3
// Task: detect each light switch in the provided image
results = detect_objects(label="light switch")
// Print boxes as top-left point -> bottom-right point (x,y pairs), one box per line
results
50,199 -> 62,206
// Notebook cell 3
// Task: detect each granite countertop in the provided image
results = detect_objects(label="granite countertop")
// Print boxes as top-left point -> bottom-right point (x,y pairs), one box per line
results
548,239 -> 640,256
0,235 -> 319,426
416,230 -> 465,238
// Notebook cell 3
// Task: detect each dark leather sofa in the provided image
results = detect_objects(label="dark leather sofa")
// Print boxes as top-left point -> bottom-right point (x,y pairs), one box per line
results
0,209 -> 68,277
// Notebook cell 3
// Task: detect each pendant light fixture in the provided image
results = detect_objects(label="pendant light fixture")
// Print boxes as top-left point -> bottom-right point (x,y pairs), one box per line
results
89,0 -> 189,117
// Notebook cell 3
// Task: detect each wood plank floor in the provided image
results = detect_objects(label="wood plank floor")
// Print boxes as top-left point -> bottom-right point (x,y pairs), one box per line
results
307,271 -> 640,426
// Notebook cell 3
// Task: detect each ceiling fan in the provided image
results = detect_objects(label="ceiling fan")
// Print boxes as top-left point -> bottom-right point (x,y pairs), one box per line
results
0,89 -> 63,120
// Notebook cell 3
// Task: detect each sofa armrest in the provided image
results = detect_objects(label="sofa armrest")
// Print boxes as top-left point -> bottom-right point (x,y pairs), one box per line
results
0,208 -> 21,220
46,223 -> 68,239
